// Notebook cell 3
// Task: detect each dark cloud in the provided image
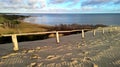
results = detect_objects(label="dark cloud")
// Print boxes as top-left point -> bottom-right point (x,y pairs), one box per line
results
81,0 -> 110,6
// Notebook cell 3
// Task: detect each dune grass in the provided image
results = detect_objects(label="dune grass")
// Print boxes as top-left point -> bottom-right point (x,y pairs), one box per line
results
0,22 -> 51,34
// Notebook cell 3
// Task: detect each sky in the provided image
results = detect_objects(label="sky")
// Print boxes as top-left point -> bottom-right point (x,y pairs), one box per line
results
0,0 -> 120,13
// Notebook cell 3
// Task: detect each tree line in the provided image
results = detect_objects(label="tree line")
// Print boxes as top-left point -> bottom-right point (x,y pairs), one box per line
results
49,24 -> 107,31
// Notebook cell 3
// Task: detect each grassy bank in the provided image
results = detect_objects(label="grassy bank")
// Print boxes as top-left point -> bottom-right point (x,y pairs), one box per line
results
0,22 -> 51,44
0,22 -> 50,34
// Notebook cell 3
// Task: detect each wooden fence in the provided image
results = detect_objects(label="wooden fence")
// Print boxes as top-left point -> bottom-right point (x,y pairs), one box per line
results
0,27 -> 118,51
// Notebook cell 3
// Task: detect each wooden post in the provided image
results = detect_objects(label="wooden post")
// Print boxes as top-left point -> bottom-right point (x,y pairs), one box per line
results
11,34 -> 19,51
102,29 -> 104,34
93,30 -> 96,36
82,30 -> 85,38
56,31 -> 60,44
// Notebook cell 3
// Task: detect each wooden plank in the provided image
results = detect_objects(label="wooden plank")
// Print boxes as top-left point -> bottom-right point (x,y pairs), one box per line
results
2,31 -> 56,37
1,29 -> 92,37
11,34 -> 19,51
56,31 -> 60,44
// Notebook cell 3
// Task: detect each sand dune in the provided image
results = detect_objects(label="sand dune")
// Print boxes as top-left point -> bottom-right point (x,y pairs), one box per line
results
0,27 -> 120,67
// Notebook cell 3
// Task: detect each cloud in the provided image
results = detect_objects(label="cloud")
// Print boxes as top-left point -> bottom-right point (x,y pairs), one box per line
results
81,0 -> 120,11
0,0 -> 47,9
48,0 -> 80,8
0,0 -> 27,9
81,0 -> 110,6
81,6 -> 95,10
0,0 -> 120,13
49,0 -> 79,4
28,0 -> 47,8
50,0 -> 71,4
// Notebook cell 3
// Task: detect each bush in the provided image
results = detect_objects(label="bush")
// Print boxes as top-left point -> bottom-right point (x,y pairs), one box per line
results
48,24 -> 107,31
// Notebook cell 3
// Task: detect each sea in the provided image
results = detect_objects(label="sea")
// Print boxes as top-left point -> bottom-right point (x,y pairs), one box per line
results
23,13 -> 120,26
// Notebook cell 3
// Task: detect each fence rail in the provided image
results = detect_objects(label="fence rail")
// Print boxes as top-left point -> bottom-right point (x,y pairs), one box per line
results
1,29 -> 91,37
0,27 -> 119,51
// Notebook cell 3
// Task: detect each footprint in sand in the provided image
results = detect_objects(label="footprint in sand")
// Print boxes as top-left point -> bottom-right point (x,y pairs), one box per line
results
27,62 -> 37,67
46,55 -> 61,61
65,53 -> 72,56
30,54 -> 41,59
1,53 -> 18,59
35,47 -> 41,51
27,49 -> 35,53
113,60 -> 120,65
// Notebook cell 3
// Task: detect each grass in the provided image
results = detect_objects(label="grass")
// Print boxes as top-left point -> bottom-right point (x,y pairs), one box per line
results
0,22 -> 51,34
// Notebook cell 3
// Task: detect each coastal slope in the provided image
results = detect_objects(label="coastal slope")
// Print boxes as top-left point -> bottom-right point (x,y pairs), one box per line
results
0,27 -> 120,67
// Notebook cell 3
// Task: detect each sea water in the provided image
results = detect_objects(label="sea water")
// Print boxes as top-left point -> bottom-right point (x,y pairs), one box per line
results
24,13 -> 120,26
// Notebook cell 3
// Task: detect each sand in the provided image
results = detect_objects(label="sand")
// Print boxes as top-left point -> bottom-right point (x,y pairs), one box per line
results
0,27 -> 120,67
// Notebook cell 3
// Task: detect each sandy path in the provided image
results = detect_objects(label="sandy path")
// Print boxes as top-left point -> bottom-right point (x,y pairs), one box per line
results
0,28 -> 120,67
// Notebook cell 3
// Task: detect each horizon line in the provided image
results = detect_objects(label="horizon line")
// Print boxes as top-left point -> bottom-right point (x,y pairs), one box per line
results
0,12 -> 120,14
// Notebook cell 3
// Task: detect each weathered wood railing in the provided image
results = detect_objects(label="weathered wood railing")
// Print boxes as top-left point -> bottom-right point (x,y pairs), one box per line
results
0,27 -> 119,51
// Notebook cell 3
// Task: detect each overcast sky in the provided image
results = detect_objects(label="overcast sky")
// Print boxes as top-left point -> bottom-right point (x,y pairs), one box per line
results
0,0 -> 120,13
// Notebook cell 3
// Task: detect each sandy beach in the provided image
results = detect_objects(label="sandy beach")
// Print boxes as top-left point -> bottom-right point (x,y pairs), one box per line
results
0,27 -> 120,67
